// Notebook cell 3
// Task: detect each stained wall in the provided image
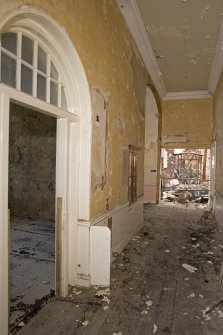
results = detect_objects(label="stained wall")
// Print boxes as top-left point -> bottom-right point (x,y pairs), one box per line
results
9,104 -> 56,220
0,0 -> 150,219
213,71 -> 223,197
162,98 -> 213,148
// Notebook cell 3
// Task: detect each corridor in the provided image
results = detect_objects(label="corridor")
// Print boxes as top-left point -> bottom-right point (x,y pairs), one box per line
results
17,203 -> 223,335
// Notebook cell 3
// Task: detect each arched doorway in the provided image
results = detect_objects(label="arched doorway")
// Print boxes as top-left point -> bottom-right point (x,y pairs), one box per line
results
0,8 -> 91,334
144,87 -> 160,204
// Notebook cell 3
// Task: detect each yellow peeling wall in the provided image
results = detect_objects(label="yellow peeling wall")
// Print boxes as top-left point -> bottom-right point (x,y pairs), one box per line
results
213,71 -> 223,196
162,99 -> 213,148
0,0 -> 148,219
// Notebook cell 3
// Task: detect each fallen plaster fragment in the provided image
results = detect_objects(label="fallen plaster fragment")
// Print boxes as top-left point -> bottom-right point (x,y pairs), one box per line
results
217,310 -> 223,318
202,307 -> 211,321
191,237 -> 197,241
82,321 -> 89,326
205,251 -> 214,255
165,250 -> 170,253
102,296 -> 110,304
199,294 -> 204,298
153,324 -> 158,333
182,263 -> 197,273
103,305 -> 109,310
192,244 -> 200,248
18,322 -> 25,327
146,300 -> 153,307
187,293 -> 195,298
183,312 -> 188,315
74,291 -> 82,295
141,310 -> 149,315
112,333 -> 122,335
95,288 -> 110,296
207,260 -> 213,264
184,277 -> 189,281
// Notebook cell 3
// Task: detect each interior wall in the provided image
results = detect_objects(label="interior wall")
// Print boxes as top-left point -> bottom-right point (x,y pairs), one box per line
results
0,0 -> 151,219
9,104 -> 56,220
162,98 -> 213,148
213,70 -> 223,228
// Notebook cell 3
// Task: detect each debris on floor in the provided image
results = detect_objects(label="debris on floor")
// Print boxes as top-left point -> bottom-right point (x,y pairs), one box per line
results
16,203 -> 223,335
182,263 -> 197,273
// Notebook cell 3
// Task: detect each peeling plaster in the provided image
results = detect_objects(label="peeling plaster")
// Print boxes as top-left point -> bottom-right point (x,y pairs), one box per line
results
146,24 -> 189,38
200,5 -> 211,21
114,118 -> 124,135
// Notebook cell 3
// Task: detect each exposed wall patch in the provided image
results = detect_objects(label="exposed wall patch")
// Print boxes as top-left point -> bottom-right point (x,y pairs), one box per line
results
91,89 -> 108,192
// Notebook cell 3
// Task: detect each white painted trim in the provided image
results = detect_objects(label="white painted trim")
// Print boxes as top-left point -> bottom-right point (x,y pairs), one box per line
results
68,122 -> 79,286
208,18 -> 223,95
116,0 -> 166,98
163,91 -> 212,101
0,83 -> 78,121
90,202 -> 129,226
214,191 -> 223,231
56,118 -> 69,297
0,6 -> 92,221
0,92 -> 10,335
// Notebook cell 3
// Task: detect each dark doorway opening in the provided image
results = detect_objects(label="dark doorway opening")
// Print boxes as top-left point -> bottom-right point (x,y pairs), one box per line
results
9,103 -> 57,328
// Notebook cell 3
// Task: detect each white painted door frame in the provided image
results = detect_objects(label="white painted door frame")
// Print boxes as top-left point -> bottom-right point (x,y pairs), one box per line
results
0,92 -> 10,335
144,87 -> 159,204
0,84 -> 78,333
210,141 -> 216,209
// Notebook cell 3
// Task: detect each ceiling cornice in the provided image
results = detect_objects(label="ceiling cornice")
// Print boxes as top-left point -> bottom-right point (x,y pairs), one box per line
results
164,91 -> 212,101
208,18 -> 223,95
116,0 -> 167,98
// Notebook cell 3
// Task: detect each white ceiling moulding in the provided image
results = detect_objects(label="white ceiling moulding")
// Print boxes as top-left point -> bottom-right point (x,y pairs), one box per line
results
116,0 -> 167,98
208,18 -> 223,95
163,91 -> 212,101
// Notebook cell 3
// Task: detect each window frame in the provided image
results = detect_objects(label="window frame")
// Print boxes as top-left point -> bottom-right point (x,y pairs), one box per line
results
0,31 -> 68,110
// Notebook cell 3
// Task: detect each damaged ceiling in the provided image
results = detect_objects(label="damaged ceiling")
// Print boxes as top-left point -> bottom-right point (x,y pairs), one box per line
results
118,0 -> 223,96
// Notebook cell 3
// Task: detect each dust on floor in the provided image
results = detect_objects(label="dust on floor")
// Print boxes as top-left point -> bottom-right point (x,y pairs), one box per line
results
10,218 -> 55,328
16,203 -> 223,335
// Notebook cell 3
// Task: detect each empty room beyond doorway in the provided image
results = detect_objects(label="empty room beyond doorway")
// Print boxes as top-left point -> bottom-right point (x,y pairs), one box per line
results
9,104 -> 56,330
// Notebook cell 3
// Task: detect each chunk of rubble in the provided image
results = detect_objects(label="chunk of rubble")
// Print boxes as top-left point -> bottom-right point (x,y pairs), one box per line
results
145,300 -> 153,307
202,307 -> 211,321
95,288 -> 110,297
141,310 -> 149,315
153,324 -> 158,333
182,263 -> 197,273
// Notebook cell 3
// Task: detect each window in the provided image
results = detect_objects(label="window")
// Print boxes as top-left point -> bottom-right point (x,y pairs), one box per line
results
128,145 -> 138,203
0,32 -> 67,110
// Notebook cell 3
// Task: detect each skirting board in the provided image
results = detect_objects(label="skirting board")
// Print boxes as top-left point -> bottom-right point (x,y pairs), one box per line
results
76,198 -> 144,287
92,198 -> 144,254
215,191 -> 223,231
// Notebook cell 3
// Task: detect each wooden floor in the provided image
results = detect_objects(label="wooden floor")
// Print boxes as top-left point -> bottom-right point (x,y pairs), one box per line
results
16,203 -> 223,335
